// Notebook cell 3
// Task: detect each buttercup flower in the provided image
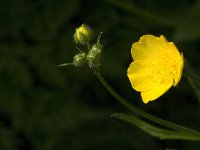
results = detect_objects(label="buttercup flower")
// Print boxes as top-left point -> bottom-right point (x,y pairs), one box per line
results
74,24 -> 93,45
127,35 -> 184,103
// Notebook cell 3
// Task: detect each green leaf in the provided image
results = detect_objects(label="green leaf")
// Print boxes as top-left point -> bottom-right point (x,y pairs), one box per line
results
111,113 -> 200,140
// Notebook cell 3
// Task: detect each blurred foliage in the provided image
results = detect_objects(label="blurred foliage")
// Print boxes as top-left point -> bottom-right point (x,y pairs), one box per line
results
0,0 -> 200,149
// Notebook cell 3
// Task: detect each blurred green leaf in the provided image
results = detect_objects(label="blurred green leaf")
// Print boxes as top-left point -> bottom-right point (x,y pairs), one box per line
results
111,113 -> 200,140
184,60 -> 200,103
188,78 -> 200,103
184,61 -> 200,103
101,0 -> 178,27
0,126 -> 16,150
173,1 -> 200,42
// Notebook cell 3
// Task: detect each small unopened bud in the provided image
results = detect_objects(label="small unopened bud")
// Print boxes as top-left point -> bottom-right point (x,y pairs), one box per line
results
73,53 -> 86,67
87,44 -> 102,68
74,24 -> 93,45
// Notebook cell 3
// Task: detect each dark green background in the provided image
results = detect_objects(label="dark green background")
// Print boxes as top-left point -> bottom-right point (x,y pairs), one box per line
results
0,0 -> 200,149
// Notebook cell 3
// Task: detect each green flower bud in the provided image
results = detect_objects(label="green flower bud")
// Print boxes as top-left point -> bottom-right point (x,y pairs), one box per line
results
87,44 -> 102,68
73,53 -> 86,67
74,24 -> 93,45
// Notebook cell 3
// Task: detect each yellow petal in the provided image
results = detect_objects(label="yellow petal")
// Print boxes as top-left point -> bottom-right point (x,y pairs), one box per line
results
127,60 -> 150,75
131,35 -> 164,60
168,42 -> 182,60
141,80 -> 173,104
127,61 -> 156,91
131,35 -> 178,61
173,53 -> 184,87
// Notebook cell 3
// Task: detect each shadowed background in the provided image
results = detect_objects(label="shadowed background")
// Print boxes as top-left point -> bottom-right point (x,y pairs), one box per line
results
0,0 -> 200,149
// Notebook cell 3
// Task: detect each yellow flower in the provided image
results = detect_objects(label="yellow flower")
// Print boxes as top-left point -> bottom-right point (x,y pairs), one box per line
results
127,35 -> 184,104
74,24 -> 93,45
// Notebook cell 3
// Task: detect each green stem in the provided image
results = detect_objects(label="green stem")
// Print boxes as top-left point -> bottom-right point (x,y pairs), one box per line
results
95,68 -> 200,136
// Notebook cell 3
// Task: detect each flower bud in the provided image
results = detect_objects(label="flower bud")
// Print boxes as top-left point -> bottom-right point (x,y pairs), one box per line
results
73,53 -> 86,67
87,44 -> 102,68
74,24 -> 93,45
